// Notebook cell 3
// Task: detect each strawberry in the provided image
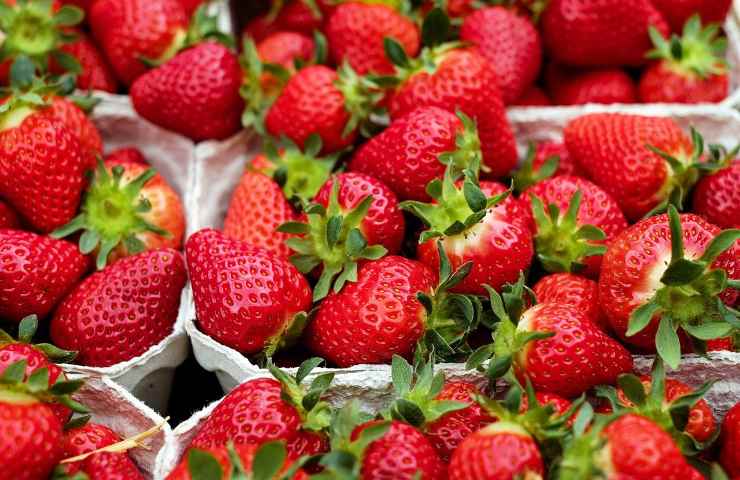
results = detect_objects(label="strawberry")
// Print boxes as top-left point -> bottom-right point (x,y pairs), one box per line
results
599,208 -> 740,367
185,229 -> 312,357
189,359 -> 332,460
564,113 -> 698,221
168,442 -> 309,480
0,200 -> 19,229
651,0 -> 732,33
513,86 -> 552,107
542,0 -> 669,67
518,391 -> 574,422
401,165 -> 533,295
61,422 -> 144,478
639,15 -> 729,104
532,273 -> 603,328
326,2 -> 419,75
459,6 -> 542,105
512,141 -> 585,192
52,31 -> 119,93
692,158 -> 740,229
256,31 -> 315,68
105,147 -> 147,165
523,175 -> 628,277
50,248 -> 186,367
545,64 -> 638,105
52,158 -> 185,269
46,95 -> 103,171
448,421 -> 545,480
89,0 -> 189,86
420,0 -> 474,19
242,0 -> 328,42
264,64 -> 382,155
0,229 -> 88,323
721,401 -> 740,477
178,0 -> 205,17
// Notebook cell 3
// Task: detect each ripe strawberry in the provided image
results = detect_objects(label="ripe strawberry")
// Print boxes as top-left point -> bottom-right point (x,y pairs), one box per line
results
512,141 -> 584,192
52,158 -> 185,269
402,166 -> 534,295
105,147 -> 147,165
46,95 -> 103,171
513,86 -> 552,107
524,175 -> 628,277
178,0 -> 205,17
542,0 -> 669,67
692,159 -> 740,229
518,391 -> 574,420
52,31 -> 119,93
721,401 -> 740,477
256,31 -> 315,68
459,6 -> 542,105
189,360 -> 332,460
349,107 -> 483,201
651,0 -> 732,33
0,200 -> 19,229
61,422 -> 144,478
545,64 -> 638,105
420,0 -> 474,19
89,0 -> 189,85
533,141 -> 582,178
0,230 -> 88,323
186,229 -> 312,357
50,248 -> 186,367
533,273 -> 603,328
242,0 -> 329,42
599,209 -> 740,367
639,16 -> 729,104
0,97 -> 86,232
387,44 -> 517,178
563,113 -> 697,220
326,3 -> 419,75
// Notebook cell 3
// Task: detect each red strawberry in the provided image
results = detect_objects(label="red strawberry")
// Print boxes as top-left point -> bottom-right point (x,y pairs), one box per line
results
47,96 -> 103,171
708,337 -> 736,351
564,113 -> 696,220
0,99 -> 86,233
533,141 -> 581,178
533,273 -> 603,328
186,229 -> 312,356
326,3 -> 419,75
542,0 -> 670,67
256,31 -> 315,68
242,0 -> 329,42
651,0 -> 732,33
178,0 -> 205,17
61,423 -> 144,478
599,209 -> 740,366
459,6 -> 542,105
524,175 -> 629,277
513,86 -> 552,106
420,0 -> 474,19
448,421 -> 544,480
52,31 -> 119,93
693,159 -> 740,229
52,158 -> 185,269
721,401 -> 740,477
512,141 -> 584,192
387,46 -> 518,178
0,201 -> 19,229
89,0 -> 188,85
639,16 -> 729,104
105,147 -> 147,165
519,391 -> 574,420
0,229 -> 88,323
349,107 -> 483,201
545,64 -> 638,105
50,248 -> 186,366
131,41 -> 243,141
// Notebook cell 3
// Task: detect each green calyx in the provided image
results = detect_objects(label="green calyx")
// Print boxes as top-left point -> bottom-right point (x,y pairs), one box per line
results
529,189 -> 608,274
438,111 -> 486,175
647,14 -> 727,79
400,162 -> 510,244
555,406 -> 614,480
0,0 -> 82,77
0,359 -> 88,414
187,441 -> 302,480
0,314 -> 77,363
239,37 -> 287,133
268,358 -> 335,433
627,206 -> 740,369
277,179 -> 388,301
334,62 -> 386,138
512,143 -> 560,193
51,158 -> 169,270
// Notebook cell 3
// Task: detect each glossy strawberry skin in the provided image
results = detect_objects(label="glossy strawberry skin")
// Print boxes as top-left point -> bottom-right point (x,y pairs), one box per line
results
131,41 -> 244,141
533,273 -> 603,328
90,0 -> 188,86
0,229 -> 89,323
388,48 -> 518,178
564,113 -> 694,221
519,391 -> 574,422
513,87 -> 552,107
0,201 -> 19,229
353,420 -> 445,480
62,423 -> 143,478
178,0 -> 204,17
639,62 -> 729,104
326,3 -> 419,75
242,0 -> 329,42
459,7 -> 542,105
448,422 -> 544,480
306,256 -> 436,367
692,160 -> 740,229
50,248 -> 186,367
533,141 -> 584,178
265,65 -> 356,155
53,31 -> 119,93
599,213 -> 740,350
516,303 -> 634,398
186,229 -> 312,355
651,0 -> 732,32
314,173 -> 405,254
0,112 -> 86,232
0,395 -> 63,480
417,181 -> 534,295
425,381 -> 495,463
47,96 -> 103,171
257,31 -> 315,67
105,147 -> 147,165
542,0 -> 670,67
546,65 -> 638,105
721,402 -> 740,477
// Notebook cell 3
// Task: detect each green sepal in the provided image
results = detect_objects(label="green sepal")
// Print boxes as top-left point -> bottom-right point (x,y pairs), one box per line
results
511,142 -> 560,193
0,315 -> 77,363
334,62 -> 386,138
0,360 -> 88,414
184,3 -> 236,50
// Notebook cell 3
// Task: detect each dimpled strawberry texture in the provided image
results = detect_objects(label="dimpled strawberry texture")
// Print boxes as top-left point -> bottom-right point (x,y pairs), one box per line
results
638,61 -> 729,104
0,400 -> 63,480
0,230 -> 89,323
533,273 -> 603,328
52,31 -> 119,93
721,402 -> 740,476
62,423 -> 144,479
47,96 -> 104,171
651,0 -> 732,32
546,67 -> 638,105
50,249 -> 186,366
314,172 -> 405,254
692,160 -> 740,229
